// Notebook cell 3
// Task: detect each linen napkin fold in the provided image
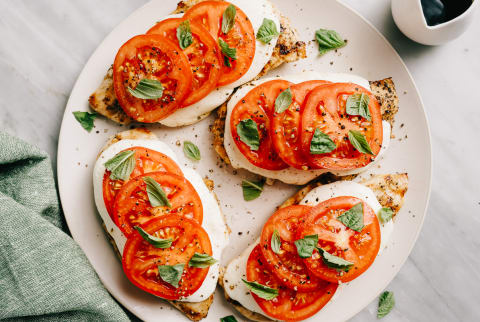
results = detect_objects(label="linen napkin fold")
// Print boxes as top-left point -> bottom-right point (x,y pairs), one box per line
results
0,131 -> 130,321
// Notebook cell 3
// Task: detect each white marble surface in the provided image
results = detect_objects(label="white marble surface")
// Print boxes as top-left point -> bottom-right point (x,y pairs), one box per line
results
1,0 -> 479,321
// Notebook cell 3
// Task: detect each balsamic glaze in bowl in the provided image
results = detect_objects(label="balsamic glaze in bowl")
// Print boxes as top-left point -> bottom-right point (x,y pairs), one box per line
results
421,0 -> 473,26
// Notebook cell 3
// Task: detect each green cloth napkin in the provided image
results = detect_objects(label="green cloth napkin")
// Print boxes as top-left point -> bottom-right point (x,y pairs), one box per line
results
0,131 -> 130,321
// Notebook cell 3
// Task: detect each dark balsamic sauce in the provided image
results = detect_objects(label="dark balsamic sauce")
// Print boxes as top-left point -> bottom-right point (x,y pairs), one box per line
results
421,0 -> 473,26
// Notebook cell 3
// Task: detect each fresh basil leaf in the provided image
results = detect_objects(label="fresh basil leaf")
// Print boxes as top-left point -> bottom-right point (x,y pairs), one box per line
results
275,88 -> 292,113
157,263 -> 184,288
242,179 -> 264,201
237,119 -> 260,151
271,229 -> 281,254
220,315 -> 238,322
188,252 -> 218,268
73,111 -> 97,132
183,141 -> 201,161
256,18 -> 279,44
315,28 -> 346,55
346,93 -> 371,120
295,234 -> 319,258
221,4 -> 236,34
219,38 -> 237,60
348,130 -> 374,155
104,150 -> 136,181
378,207 -> 394,224
242,279 -> 278,300
134,226 -> 172,248
310,128 -> 336,154
143,176 -> 171,208
317,247 -> 353,271
337,203 -> 364,232
128,78 -> 164,99
223,55 -> 231,67
377,291 -> 395,318
176,20 -> 193,50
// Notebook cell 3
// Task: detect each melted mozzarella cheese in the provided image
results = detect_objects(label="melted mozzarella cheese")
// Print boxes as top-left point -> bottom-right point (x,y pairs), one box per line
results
159,0 -> 280,127
224,72 -> 391,185
222,181 -> 393,318
93,139 -> 229,302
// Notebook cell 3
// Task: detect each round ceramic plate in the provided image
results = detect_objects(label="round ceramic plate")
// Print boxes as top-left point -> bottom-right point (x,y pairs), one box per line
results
57,0 -> 432,321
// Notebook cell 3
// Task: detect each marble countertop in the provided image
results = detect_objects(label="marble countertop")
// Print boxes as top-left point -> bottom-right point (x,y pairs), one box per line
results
1,0 -> 479,321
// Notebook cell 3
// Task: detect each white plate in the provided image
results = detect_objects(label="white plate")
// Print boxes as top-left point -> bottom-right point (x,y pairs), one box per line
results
57,0 -> 432,321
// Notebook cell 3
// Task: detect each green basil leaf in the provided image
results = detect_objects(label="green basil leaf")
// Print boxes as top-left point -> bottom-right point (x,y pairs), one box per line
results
275,88 -> 292,113
73,111 -> 97,132
134,226 -> 173,248
315,28 -> 346,55
188,252 -> 218,268
128,78 -> 164,99
237,119 -> 260,151
219,38 -> 237,60
221,4 -> 236,34
348,130 -> 374,155
220,315 -> 238,322
242,179 -> 264,201
377,291 -> 395,318
183,141 -> 201,161
242,279 -> 278,300
256,18 -> 279,44
310,128 -> 337,154
295,234 -> 319,258
271,229 -> 281,254
378,207 -> 394,224
346,93 -> 371,120
157,263 -> 184,288
223,55 -> 231,67
143,176 -> 172,208
317,247 -> 353,271
176,20 -> 193,50
337,203 -> 364,232
104,150 -> 136,181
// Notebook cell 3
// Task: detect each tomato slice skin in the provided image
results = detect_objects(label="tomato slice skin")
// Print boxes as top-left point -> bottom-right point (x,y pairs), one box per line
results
300,83 -> 383,170
271,80 -> 331,169
113,171 -> 203,236
123,214 -> 212,300
102,147 -> 183,220
113,34 -> 193,123
230,79 -> 291,170
297,196 -> 381,283
246,245 -> 338,321
183,1 -> 256,86
147,18 -> 222,107
259,205 -> 325,292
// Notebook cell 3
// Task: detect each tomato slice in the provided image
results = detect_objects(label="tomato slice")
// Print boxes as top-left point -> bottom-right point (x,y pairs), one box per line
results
184,1 -> 255,86
147,18 -> 222,107
123,215 -> 212,300
260,205 -> 325,292
300,83 -> 383,170
246,245 -> 338,321
271,80 -> 331,169
297,196 -> 381,283
113,34 -> 193,122
102,147 -> 183,220
230,80 -> 291,170
113,172 -> 203,236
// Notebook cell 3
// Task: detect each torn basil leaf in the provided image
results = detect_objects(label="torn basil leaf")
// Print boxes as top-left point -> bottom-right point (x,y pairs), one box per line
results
337,203 -> 364,232
378,207 -> 394,224
317,247 -> 353,271
315,28 -> 346,55
220,315 -> 238,322
157,263 -> 184,288
256,18 -> 279,44
134,226 -> 172,248
188,253 -> 218,268
271,229 -> 281,254
104,150 -> 136,181
73,111 -> 97,132
310,128 -> 336,154
183,141 -> 201,161
275,88 -> 292,113
221,4 -> 236,34
219,38 -> 237,60
346,93 -> 371,120
242,179 -> 264,201
176,20 -> 193,50
143,176 -> 171,208
242,279 -> 278,300
348,130 -> 374,155
295,234 -> 319,258
237,119 -> 260,151
128,78 -> 164,99
377,291 -> 395,318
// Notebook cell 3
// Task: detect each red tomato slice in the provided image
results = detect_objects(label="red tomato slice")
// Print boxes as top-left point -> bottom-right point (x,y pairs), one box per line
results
123,215 -> 212,300
113,172 -> 203,236
147,18 -> 222,107
113,34 -> 193,123
260,205 -> 325,292
297,196 -> 381,283
300,83 -> 383,170
230,80 -> 291,170
271,80 -> 331,169
246,245 -> 338,321
184,1 -> 256,86
102,147 -> 183,220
